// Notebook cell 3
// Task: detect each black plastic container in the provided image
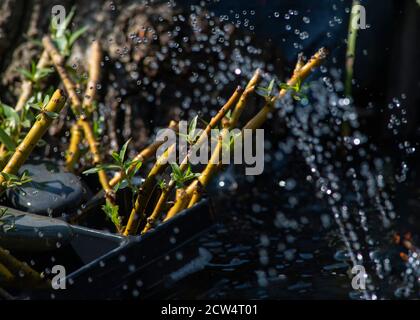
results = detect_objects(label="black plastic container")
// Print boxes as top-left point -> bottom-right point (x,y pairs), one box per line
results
26,199 -> 217,299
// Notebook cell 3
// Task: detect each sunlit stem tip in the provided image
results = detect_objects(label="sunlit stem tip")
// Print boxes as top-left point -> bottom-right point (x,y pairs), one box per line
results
0,89 -> 66,193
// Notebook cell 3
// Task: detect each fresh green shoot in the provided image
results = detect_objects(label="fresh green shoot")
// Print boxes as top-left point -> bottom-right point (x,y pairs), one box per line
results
0,99 -> 39,148
83,139 -> 136,233
102,201 -> 123,232
0,171 -> 32,190
0,102 -> 20,134
256,79 -> 276,100
23,92 -> 48,123
0,92 -> 56,153
226,131 -> 242,152
0,208 -> 15,233
170,163 -> 200,188
0,127 -> 16,152
178,115 -> 200,145
278,78 -> 308,101
225,110 -> 233,122
257,78 -> 308,101
17,61 -> 53,88
158,179 -> 167,191
50,7 -> 88,57
28,94 -> 59,120
345,0 -> 360,97
83,139 -> 142,193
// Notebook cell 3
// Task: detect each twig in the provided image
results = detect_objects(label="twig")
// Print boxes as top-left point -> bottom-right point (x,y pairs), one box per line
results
43,36 -> 80,108
175,188 -> 184,201
162,71 -> 262,221
109,120 -> 179,187
0,246 -> 49,288
142,85 -> 249,233
43,36 -> 115,206
244,47 -> 327,131
0,145 -> 8,171
164,118 -> 231,220
68,121 -> 179,225
345,0 -> 360,97
293,53 -> 305,77
66,124 -> 83,170
0,89 -> 66,193
82,41 -> 102,114
0,262 -> 14,283
164,48 -> 328,220
66,41 -> 102,170
230,69 -> 262,127
123,143 -> 176,236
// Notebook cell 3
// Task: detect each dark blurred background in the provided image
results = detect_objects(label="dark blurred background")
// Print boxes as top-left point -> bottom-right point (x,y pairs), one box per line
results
1,0 -> 419,144
188,0 -> 420,145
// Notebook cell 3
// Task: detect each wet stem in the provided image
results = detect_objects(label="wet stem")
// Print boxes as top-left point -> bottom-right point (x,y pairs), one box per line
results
0,89 -> 66,194
345,0 -> 360,97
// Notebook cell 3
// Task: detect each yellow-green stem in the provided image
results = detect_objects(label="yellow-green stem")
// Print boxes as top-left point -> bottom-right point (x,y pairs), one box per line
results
66,124 -> 83,170
166,48 -> 328,218
345,0 -> 360,97
109,120 -> 179,187
43,36 -> 114,203
0,246 -> 48,288
244,48 -> 328,131
66,41 -> 102,170
123,144 -> 176,236
143,84 -> 255,233
0,89 -> 66,192
0,145 -> 8,171
0,262 -> 14,283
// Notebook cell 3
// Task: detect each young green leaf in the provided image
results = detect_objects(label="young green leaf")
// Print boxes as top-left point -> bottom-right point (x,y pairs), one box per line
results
225,110 -> 232,121
44,111 -> 59,119
83,164 -> 120,175
29,103 -> 42,111
126,160 -> 142,179
102,201 -> 122,231
170,163 -> 200,188
0,171 -> 32,189
68,26 -> 89,47
0,127 -> 17,151
257,79 -> 276,98
188,115 -> 198,143
267,79 -> 275,95
34,66 -> 53,83
119,138 -> 131,163
170,163 -> 182,179
158,179 -> 167,190
17,67 -> 35,82
111,151 -> 122,164
0,102 -> 20,131
52,6 -> 76,38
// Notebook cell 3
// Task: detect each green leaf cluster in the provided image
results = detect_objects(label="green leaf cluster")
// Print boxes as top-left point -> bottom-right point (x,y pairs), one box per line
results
170,163 -> 200,189
50,7 -> 88,57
